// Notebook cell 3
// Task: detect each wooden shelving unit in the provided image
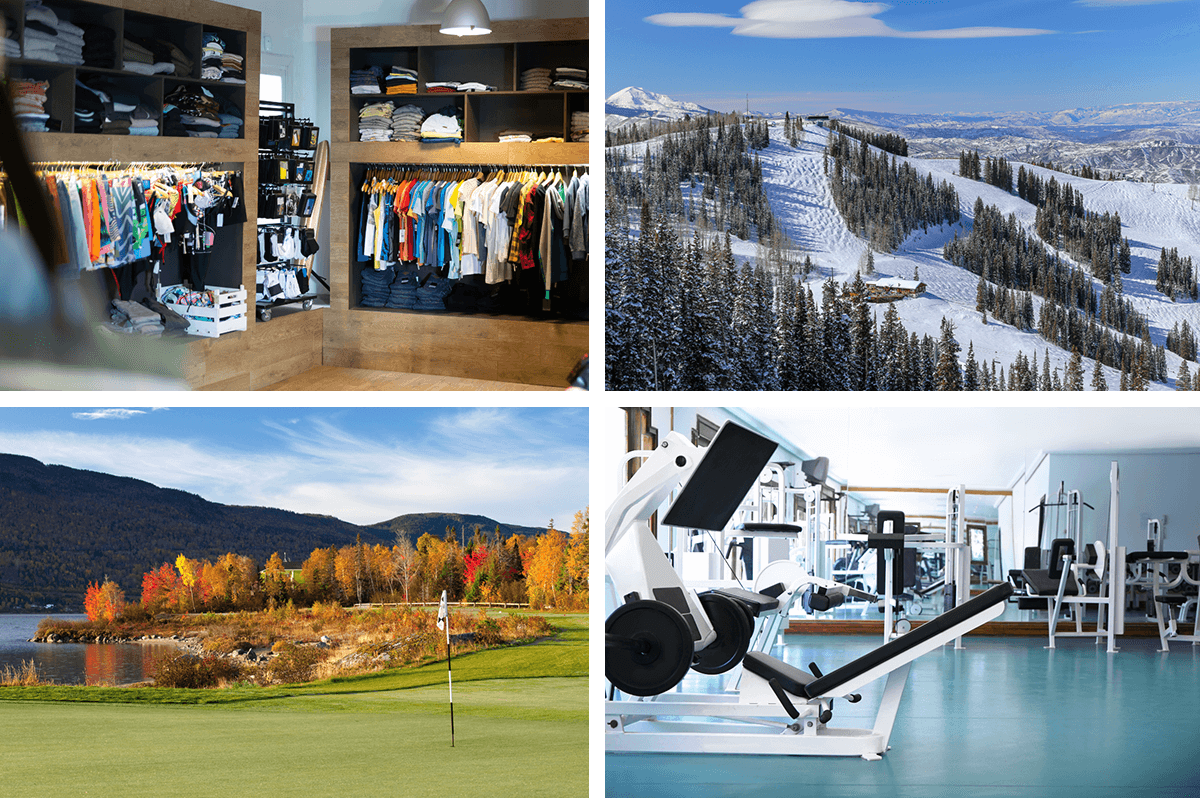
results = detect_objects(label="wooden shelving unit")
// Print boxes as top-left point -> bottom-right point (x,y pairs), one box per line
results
3,0 -> 325,390
327,18 -> 589,388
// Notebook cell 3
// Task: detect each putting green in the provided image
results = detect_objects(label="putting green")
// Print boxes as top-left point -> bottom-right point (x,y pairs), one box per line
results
1,617 -> 587,797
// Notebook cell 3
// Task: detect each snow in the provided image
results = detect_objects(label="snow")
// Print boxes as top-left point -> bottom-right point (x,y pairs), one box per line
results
609,118 -> 1200,390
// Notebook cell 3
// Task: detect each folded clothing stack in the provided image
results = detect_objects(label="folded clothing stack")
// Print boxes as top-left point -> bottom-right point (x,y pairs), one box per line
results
201,32 -> 225,80
128,34 -> 192,76
455,82 -> 495,92
386,269 -> 419,309
570,110 -> 588,142
351,65 -> 384,94
419,104 -> 461,143
10,79 -> 50,132
128,104 -> 159,137
74,78 -> 105,134
391,104 -> 423,142
220,50 -> 245,84
80,23 -> 116,68
385,65 -> 417,95
359,100 -> 394,142
425,81 -> 458,94
164,84 -> 224,138
552,66 -> 587,90
218,111 -> 242,139
24,2 -> 85,65
122,38 -> 172,74
443,279 -> 489,312
360,264 -> 395,307
497,129 -> 531,143
520,67 -> 552,91
3,11 -> 19,60
415,275 -> 454,310
109,299 -> 165,336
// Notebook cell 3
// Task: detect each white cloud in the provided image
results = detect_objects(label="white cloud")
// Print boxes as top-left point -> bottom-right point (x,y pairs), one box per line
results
72,409 -> 148,421
646,0 -> 1055,39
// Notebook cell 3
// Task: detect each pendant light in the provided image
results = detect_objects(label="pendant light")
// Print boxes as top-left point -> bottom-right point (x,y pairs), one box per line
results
440,0 -> 492,36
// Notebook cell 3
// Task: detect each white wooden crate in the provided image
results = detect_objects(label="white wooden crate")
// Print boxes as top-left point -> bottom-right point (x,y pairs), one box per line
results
160,285 -> 248,338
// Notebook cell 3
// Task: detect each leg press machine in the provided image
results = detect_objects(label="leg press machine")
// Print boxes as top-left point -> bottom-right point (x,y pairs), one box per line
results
605,420 -> 1012,759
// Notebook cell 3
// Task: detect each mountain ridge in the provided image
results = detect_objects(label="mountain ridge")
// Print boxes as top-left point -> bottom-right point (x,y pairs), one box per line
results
0,454 -> 547,611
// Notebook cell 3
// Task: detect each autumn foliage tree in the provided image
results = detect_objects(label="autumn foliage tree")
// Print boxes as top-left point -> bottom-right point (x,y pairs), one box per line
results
84,579 -> 125,623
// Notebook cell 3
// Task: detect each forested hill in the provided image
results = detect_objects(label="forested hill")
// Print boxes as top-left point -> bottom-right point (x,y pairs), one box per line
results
0,455 -> 538,611
368,512 -> 549,546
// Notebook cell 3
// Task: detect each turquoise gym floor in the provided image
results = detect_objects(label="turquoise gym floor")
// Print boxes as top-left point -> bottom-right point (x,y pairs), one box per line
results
605,633 -> 1200,798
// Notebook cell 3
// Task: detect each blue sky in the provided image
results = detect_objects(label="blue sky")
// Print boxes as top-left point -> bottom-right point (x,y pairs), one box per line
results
0,407 -> 588,528
606,0 -> 1200,114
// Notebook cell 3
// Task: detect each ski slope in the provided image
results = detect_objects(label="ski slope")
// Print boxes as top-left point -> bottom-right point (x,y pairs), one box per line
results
611,121 -> 1200,389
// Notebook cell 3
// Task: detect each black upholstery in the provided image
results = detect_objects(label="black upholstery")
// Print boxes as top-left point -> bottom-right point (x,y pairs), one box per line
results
1127,551 -> 1190,562
1022,569 -> 1078,596
661,422 -> 778,532
742,651 -> 815,696
802,583 -> 1013,699
738,522 -> 804,535
710,587 -> 780,616
1155,594 -> 1188,606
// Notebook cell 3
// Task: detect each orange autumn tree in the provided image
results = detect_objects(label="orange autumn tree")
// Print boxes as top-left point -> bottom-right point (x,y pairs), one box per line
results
525,521 -> 568,609
84,579 -> 126,623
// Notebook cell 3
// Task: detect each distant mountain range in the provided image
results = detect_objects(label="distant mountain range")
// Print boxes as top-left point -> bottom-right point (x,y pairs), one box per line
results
0,454 -> 547,611
825,103 -> 1200,183
606,89 -> 1200,183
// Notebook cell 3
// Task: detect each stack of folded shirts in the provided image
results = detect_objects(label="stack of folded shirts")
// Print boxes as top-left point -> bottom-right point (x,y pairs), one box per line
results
386,269 -> 419,309
425,81 -> 459,93
385,65 -> 417,95
455,82 -> 495,92
390,104 -> 423,142
109,299 -> 165,335
416,275 -> 454,310
535,135 -> 564,143
130,105 -> 159,137
444,279 -> 488,312
419,104 -> 461,142
129,35 -> 192,76
360,264 -> 395,307
221,51 -> 245,84
122,36 -> 153,67
80,23 -> 116,68
498,129 -> 531,143
10,79 -> 50,132
164,84 -> 224,138
351,65 -> 384,94
570,110 -> 588,142
201,32 -> 225,79
359,100 -> 394,142
74,78 -> 106,133
552,66 -> 588,90
217,111 -> 242,138
23,1 -> 83,64
520,67 -> 552,91
4,12 -> 20,59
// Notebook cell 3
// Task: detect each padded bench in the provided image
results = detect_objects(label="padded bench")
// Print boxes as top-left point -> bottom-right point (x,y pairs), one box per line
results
743,583 -> 1014,700
710,585 -> 783,617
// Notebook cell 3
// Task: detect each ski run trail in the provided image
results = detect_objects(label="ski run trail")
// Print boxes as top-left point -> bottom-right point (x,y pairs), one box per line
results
613,122 -> 1200,390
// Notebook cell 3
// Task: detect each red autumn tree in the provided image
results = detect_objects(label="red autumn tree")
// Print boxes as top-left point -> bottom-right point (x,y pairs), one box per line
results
141,563 -> 183,611
84,579 -> 125,623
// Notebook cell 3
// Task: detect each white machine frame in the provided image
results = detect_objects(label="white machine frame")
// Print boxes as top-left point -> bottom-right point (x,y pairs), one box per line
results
606,422 -> 1010,760
1146,551 -> 1200,651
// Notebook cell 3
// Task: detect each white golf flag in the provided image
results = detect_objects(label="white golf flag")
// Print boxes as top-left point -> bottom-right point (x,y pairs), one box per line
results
437,589 -> 448,630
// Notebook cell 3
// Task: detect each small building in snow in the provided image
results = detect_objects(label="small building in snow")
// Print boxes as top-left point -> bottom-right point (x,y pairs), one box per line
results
862,278 -> 926,303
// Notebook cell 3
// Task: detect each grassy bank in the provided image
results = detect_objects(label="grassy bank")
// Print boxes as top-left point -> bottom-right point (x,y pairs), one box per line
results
0,616 -> 587,797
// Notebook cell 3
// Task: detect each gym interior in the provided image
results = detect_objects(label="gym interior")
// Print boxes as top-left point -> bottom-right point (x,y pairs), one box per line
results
604,406 -> 1200,798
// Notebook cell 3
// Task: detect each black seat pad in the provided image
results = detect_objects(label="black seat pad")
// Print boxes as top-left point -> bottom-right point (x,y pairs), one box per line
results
1155,594 -> 1189,606
1022,569 -> 1078,596
737,522 -> 804,534
742,651 -> 814,696
711,587 -> 780,616
803,583 -> 1013,699
1127,551 -> 1191,563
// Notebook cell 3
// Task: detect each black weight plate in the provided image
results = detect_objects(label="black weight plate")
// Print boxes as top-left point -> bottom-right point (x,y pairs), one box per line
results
606,599 -> 694,697
691,592 -> 753,675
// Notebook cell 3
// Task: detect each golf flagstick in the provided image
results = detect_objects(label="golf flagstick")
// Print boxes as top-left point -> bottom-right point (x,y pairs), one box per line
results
437,589 -> 454,746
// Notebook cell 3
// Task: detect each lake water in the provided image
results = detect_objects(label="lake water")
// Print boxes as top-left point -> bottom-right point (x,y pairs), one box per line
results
0,614 -> 177,686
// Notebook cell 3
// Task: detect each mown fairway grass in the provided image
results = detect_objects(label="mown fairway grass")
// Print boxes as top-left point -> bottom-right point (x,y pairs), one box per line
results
0,615 -> 587,797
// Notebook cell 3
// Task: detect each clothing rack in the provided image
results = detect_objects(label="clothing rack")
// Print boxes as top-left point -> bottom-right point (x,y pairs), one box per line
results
358,162 -> 589,171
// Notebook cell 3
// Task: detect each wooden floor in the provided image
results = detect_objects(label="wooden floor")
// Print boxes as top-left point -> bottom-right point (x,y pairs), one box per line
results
259,365 -> 554,391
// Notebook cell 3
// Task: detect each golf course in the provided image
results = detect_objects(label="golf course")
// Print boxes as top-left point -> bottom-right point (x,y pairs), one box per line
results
0,613 -> 587,797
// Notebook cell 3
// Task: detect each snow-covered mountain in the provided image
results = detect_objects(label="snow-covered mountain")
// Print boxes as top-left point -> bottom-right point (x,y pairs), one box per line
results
828,103 -> 1200,183
605,86 -> 716,133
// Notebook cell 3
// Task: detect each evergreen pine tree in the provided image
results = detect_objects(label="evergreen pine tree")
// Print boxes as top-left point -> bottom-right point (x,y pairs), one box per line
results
963,342 -> 979,391
1177,360 -> 1192,391
1091,358 -> 1107,391
935,318 -> 963,390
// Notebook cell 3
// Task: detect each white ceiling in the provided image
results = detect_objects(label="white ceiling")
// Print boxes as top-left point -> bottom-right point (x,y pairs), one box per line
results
731,406 -> 1200,524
